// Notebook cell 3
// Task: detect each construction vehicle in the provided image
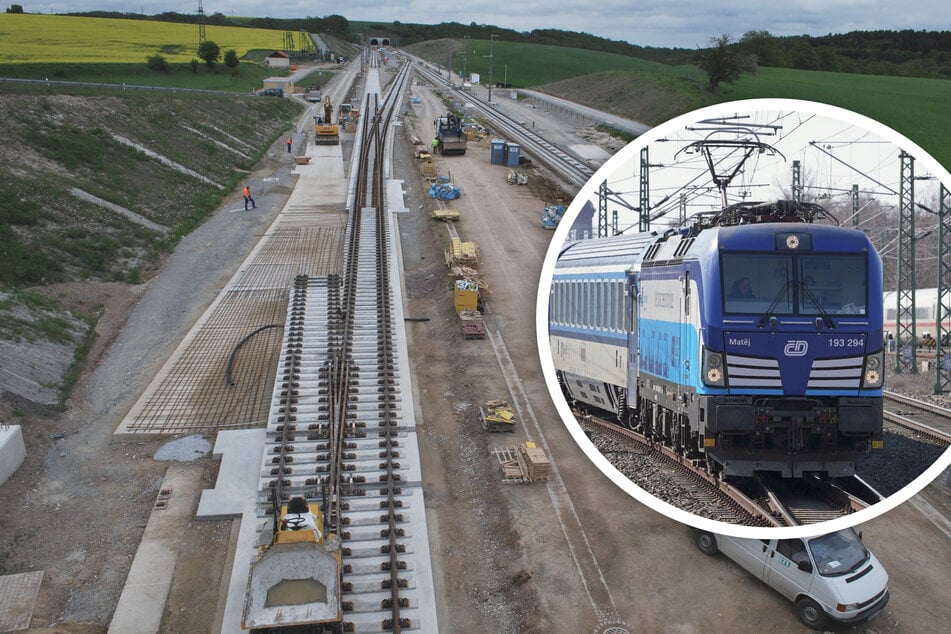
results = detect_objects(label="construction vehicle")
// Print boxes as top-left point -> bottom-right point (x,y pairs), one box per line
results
314,96 -> 340,145
434,113 -> 468,155
336,102 -> 360,132
242,491 -> 343,632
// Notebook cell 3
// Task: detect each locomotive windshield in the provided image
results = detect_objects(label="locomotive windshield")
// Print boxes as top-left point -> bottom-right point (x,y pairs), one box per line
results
722,253 -> 867,316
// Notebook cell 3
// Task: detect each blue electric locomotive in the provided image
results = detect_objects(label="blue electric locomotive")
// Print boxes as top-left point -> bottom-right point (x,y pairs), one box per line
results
548,200 -> 885,478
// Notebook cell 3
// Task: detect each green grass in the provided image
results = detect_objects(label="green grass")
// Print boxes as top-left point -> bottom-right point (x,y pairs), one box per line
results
714,67 -> 951,167
411,38 -> 675,88
0,61 -> 286,92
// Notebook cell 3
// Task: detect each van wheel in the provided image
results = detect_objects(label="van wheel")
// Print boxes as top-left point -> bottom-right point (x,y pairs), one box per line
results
694,531 -> 718,556
795,597 -> 827,630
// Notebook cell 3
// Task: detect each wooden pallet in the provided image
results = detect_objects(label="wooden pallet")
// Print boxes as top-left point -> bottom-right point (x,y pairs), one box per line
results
492,443 -> 550,483
460,319 -> 486,339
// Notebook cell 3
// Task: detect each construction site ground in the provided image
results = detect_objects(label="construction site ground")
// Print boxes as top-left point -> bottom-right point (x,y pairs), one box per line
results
0,66 -> 950,634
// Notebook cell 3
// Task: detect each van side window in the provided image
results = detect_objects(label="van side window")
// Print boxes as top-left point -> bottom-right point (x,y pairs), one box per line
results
777,539 -> 808,564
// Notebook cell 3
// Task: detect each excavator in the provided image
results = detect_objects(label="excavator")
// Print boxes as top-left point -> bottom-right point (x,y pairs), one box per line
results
314,96 -> 340,145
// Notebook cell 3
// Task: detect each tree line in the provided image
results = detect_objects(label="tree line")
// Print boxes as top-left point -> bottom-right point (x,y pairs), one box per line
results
58,11 -> 951,81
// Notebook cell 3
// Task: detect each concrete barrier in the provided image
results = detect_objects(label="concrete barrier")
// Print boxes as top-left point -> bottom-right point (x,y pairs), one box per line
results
0,425 -> 26,484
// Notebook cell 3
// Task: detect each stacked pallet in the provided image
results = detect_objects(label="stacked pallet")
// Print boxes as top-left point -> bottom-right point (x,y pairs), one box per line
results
492,442 -> 551,483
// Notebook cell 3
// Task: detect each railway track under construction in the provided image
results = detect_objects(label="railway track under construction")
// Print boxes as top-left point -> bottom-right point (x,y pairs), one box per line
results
240,55 -> 438,632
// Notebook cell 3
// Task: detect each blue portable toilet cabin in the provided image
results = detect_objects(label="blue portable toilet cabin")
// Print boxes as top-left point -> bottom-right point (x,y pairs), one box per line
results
490,139 -> 506,165
505,143 -> 520,167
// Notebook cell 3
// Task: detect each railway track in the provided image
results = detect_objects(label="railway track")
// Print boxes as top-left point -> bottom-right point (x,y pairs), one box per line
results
883,390 -> 951,446
581,413 -> 880,528
410,58 -> 594,190
248,53 -> 435,632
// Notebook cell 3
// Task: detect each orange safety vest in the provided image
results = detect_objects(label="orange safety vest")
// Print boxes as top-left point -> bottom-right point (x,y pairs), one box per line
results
243,186 -> 250,198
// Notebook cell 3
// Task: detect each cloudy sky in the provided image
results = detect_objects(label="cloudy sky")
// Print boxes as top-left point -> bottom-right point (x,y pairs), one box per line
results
33,1 -> 951,48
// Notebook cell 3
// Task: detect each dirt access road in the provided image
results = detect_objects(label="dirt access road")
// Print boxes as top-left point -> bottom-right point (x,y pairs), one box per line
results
2,60 -> 950,633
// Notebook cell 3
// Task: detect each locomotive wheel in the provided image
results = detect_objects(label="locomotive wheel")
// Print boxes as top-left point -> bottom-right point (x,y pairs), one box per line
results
694,531 -> 719,556
795,597 -> 827,630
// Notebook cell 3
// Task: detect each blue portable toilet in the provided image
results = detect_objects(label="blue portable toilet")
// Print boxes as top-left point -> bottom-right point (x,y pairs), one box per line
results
506,143 -> 520,167
490,139 -> 505,165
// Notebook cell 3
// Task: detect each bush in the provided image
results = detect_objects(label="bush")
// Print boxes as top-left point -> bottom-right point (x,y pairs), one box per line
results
146,53 -> 169,72
197,40 -> 221,67
224,49 -> 239,69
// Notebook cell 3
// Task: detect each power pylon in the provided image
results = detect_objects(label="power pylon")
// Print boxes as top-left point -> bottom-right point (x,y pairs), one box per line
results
197,0 -> 206,46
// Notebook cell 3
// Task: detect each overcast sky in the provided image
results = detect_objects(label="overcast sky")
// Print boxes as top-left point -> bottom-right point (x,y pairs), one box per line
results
33,1 -> 951,49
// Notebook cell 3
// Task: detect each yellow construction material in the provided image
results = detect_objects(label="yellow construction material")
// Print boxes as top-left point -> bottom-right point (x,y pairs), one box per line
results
454,279 -> 479,312
431,208 -> 460,222
444,222 -> 478,272
480,400 -> 517,432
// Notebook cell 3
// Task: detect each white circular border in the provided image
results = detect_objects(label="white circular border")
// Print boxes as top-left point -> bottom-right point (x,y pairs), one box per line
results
535,97 -> 951,540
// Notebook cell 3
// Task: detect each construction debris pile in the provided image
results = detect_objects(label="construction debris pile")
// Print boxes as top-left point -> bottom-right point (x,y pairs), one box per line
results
429,176 -> 462,200
480,400 -> 517,433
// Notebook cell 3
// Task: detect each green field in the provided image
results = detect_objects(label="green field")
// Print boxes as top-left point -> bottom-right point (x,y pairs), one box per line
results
410,38 -> 951,169
719,67 -> 951,162
0,13 -> 287,63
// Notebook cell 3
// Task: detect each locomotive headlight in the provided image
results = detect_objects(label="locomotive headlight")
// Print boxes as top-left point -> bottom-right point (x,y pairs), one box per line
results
702,348 -> 726,387
862,351 -> 885,388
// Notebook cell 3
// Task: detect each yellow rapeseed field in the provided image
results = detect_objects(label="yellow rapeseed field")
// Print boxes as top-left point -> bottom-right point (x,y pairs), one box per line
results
0,13 -> 287,63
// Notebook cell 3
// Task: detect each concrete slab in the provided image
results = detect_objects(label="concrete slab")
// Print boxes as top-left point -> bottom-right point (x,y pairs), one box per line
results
568,143 -> 611,161
387,179 -> 409,213
197,429 -> 270,633
197,429 -> 266,520
0,571 -> 43,632
0,425 -> 26,485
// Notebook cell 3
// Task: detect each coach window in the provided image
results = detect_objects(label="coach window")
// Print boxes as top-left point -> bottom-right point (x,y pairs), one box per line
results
598,281 -> 604,329
607,281 -> 615,331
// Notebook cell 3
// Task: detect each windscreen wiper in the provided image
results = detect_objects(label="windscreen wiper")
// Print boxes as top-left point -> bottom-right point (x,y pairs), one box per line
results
800,282 -> 835,329
757,280 -> 791,328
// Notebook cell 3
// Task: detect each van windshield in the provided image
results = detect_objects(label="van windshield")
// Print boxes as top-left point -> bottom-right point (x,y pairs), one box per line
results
807,529 -> 868,577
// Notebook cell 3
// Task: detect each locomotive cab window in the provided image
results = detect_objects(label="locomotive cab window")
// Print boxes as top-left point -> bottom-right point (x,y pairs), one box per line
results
722,253 -> 867,317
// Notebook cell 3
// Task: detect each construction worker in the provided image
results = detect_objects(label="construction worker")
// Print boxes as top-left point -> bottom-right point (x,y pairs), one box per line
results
431,136 -> 440,154
286,137 -> 292,154
243,185 -> 256,210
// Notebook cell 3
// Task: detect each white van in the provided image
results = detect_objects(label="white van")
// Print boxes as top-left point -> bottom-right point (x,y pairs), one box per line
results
694,528 -> 890,629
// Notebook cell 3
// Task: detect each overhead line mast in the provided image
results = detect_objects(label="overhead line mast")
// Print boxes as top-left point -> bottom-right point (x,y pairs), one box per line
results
197,0 -> 206,46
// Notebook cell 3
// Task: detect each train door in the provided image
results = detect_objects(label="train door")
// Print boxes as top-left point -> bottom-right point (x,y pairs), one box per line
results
679,271 -> 690,394
626,276 -> 639,423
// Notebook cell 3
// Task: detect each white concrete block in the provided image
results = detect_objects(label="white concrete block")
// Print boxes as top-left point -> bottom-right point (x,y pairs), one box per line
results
0,425 -> 27,484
